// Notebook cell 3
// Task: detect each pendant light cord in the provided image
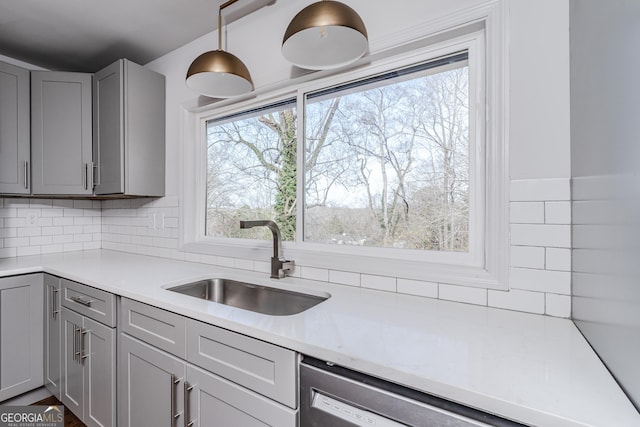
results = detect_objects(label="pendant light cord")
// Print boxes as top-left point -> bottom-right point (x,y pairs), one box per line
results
218,0 -> 241,51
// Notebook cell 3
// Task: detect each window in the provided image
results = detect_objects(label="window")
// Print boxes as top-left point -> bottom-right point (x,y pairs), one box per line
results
205,100 -> 297,241
203,53 -> 473,250
184,24 -> 508,289
303,54 -> 471,253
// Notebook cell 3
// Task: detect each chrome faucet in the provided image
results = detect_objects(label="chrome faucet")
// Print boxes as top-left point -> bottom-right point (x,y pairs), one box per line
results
239,220 -> 295,279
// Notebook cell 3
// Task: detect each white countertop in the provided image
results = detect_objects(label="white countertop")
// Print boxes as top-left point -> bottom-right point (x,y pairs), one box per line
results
1,250 -> 638,427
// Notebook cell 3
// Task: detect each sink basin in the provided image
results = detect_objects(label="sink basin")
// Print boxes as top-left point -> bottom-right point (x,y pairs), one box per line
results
166,278 -> 328,315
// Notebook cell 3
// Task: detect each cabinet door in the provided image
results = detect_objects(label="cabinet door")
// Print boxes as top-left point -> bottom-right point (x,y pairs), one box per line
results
119,333 -> 186,427
31,71 -> 93,195
0,274 -> 43,401
122,59 -> 165,197
61,308 -> 84,417
44,274 -> 62,398
185,364 -> 297,427
93,60 -> 124,195
0,61 -> 30,194
83,317 -> 115,427
93,59 -> 165,197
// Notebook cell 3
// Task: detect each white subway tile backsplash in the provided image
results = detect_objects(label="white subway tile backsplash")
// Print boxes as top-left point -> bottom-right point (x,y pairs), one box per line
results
41,209 -> 64,217
0,248 -> 16,258
0,177 -> 575,318
510,245 -> 545,269
254,260 -> 271,275
5,217 -> 26,227
439,284 -> 487,305
545,201 -> 571,224
17,246 -> 41,256
545,248 -> 571,271
53,235 -> 74,244
73,216 -> 94,226
0,208 -> 17,217
0,228 -> 16,238
361,274 -> 396,292
17,227 -> 41,237
397,279 -> 438,299
188,254 -> 207,264
511,224 -> 571,248
545,294 -> 571,317
0,198 -> 102,258
53,217 -> 74,226
4,237 -> 29,247
30,236 -> 53,245
488,289 -> 545,314
41,244 -> 64,254
233,258 -> 254,271
83,241 -> 101,250
301,266 -> 329,282
510,267 -> 571,295
63,242 -> 83,252
38,218 -> 53,227
329,270 -> 361,287
216,256 -> 235,268
510,178 -> 570,201
510,202 -> 544,223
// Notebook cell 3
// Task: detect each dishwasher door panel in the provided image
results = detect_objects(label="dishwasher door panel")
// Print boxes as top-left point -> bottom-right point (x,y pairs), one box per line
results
300,358 -> 524,427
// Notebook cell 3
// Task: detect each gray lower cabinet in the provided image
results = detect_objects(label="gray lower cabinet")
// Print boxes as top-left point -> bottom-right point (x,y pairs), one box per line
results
185,363 -> 297,427
0,274 -> 43,401
118,298 -> 298,427
93,59 -> 165,197
44,274 -> 62,398
31,71 -> 93,195
118,333 -> 186,427
60,279 -> 116,427
0,60 -> 30,194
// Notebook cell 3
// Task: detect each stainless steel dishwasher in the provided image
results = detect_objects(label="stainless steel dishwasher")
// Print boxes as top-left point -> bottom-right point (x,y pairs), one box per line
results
300,356 -> 525,427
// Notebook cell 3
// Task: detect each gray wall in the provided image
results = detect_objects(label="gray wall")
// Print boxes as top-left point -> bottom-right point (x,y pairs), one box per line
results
571,0 -> 640,409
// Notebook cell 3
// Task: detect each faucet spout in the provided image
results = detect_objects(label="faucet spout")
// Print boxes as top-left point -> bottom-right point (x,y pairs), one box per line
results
239,220 -> 294,279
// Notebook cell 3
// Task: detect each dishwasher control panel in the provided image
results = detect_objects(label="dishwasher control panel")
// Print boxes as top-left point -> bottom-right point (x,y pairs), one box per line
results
312,390 -> 404,427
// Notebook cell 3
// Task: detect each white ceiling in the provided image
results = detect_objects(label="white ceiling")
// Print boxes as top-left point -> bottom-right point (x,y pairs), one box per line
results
0,0 -> 276,72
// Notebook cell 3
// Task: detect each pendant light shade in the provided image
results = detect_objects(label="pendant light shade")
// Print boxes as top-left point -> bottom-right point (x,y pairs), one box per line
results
186,50 -> 253,98
186,0 -> 254,98
282,1 -> 368,70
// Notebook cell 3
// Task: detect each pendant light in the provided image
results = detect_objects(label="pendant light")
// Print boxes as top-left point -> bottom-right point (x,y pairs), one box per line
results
186,0 -> 254,98
282,1 -> 368,70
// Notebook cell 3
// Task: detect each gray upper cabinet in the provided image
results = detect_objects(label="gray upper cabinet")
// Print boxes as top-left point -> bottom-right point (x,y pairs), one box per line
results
93,59 -> 165,197
31,71 -> 93,195
0,61 -> 30,194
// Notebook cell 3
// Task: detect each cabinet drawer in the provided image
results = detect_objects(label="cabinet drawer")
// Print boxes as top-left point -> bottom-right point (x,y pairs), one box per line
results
186,319 -> 297,409
187,364 -> 297,427
62,279 -> 116,327
120,298 -> 186,358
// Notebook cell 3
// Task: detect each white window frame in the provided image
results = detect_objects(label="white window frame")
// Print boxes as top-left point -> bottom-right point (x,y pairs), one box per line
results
181,2 -> 509,290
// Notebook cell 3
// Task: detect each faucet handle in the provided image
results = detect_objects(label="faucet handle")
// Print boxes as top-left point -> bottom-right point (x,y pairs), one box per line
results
279,260 -> 295,278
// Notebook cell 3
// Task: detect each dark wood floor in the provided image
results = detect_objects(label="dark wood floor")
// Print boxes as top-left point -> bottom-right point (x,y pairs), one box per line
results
33,396 -> 86,427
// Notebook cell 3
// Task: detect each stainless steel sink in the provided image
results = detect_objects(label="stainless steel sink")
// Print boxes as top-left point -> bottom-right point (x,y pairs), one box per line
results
166,278 -> 328,315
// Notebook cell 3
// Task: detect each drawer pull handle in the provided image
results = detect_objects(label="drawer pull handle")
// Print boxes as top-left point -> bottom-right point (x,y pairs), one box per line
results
50,286 -> 60,319
80,329 -> 90,363
184,382 -> 195,427
171,375 -> 183,425
73,325 -> 81,362
70,296 -> 93,307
